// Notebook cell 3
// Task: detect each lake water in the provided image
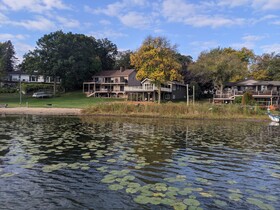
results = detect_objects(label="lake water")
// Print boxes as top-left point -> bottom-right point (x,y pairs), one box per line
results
0,116 -> 279,210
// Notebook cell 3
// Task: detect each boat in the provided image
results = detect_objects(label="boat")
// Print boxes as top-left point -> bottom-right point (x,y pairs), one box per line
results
267,109 -> 280,122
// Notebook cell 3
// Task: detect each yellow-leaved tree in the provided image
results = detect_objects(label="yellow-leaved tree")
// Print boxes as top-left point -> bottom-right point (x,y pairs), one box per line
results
130,36 -> 182,103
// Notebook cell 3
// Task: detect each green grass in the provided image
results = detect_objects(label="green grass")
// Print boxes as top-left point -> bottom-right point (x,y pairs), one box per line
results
82,101 -> 269,120
0,91 -> 123,108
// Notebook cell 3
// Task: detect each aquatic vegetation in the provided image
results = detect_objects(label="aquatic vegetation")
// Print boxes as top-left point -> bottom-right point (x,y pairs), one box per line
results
0,116 -> 279,210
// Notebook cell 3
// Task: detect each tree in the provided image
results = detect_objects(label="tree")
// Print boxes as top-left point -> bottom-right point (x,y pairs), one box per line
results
114,50 -> 133,70
96,38 -> 118,70
189,47 -> 249,93
0,40 -> 17,79
130,36 -> 182,103
249,52 -> 280,80
22,31 -> 104,94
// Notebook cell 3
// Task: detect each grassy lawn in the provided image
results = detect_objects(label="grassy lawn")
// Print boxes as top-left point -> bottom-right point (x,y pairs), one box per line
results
0,91 -> 123,108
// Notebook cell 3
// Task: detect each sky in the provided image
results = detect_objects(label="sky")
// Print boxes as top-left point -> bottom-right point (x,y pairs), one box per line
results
0,0 -> 280,62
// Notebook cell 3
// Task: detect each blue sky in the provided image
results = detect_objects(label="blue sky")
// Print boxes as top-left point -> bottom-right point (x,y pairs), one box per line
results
0,0 -> 280,62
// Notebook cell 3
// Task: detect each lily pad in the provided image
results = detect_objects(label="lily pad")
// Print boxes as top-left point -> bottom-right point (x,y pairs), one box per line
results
134,195 -> 150,204
247,197 -> 275,210
183,198 -> 200,207
1,172 -> 15,178
229,193 -> 243,201
108,184 -> 124,191
214,199 -> 227,207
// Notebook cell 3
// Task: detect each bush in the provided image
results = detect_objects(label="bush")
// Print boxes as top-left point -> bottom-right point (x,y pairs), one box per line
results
22,83 -> 62,94
0,87 -> 17,93
242,92 -> 255,105
234,96 -> 242,104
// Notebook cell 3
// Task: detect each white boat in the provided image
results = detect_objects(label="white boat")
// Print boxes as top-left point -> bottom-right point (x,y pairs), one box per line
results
268,112 -> 280,122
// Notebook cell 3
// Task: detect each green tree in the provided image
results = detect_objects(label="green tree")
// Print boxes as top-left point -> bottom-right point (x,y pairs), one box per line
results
0,40 -> 17,79
22,31 -> 104,94
189,47 -> 249,93
96,38 -> 118,70
114,50 -> 133,69
249,52 -> 280,80
130,36 -> 182,103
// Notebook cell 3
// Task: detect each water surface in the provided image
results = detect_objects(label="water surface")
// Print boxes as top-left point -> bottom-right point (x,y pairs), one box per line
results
0,116 -> 279,210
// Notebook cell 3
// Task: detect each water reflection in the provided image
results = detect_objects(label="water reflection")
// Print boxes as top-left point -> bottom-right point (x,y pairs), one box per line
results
0,115 -> 279,210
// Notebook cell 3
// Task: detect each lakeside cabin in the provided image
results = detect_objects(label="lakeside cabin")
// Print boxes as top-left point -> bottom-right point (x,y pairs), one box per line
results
213,79 -> 280,107
83,68 -> 187,101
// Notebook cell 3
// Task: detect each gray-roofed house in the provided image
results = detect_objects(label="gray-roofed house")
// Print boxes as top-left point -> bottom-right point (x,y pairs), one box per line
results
213,79 -> 280,106
83,68 -> 187,101
83,68 -> 141,98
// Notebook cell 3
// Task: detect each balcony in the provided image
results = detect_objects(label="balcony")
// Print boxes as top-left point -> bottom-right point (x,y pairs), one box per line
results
124,86 -> 172,92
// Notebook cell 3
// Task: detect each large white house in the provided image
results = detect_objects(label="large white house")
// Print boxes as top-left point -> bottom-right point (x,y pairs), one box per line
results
1,71 -> 60,85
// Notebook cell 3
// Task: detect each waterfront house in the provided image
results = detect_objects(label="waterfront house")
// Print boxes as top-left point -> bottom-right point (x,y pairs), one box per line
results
1,71 -> 60,86
83,68 -> 187,101
213,79 -> 280,106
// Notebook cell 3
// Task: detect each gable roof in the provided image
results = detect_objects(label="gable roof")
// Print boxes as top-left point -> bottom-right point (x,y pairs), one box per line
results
226,79 -> 280,87
94,69 -> 135,77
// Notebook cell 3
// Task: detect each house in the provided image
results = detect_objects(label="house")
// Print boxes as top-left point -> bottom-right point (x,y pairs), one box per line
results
83,68 -> 140,98
213,79 -> 280,106
124,78 -> 187,101
1,71 -> 60,86
83,68 -> 187,101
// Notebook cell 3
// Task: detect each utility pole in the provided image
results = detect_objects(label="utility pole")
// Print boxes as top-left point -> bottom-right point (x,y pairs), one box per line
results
19,73 -> 22,106
187,84 -> 189,106
193,85 -> 195,105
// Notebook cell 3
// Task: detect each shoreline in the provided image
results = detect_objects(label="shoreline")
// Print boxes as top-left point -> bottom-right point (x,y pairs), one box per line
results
0,107 -> 270,122
0,107 -> 82,116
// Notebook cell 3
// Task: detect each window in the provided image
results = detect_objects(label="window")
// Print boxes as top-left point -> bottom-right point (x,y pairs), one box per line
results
173,85 -> 176,91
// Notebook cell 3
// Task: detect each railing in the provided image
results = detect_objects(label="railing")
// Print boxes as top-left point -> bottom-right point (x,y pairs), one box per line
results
124,86 -> 172,92
214,90 -> 280,99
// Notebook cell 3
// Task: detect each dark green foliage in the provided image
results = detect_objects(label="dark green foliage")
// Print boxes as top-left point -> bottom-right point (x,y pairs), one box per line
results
21,83 -> 61,94
114,50 -> 133,69
0,87 -> 17,93
242,92 -> 255,105
97,38 -> 118,70
234,96 -> 242,104
22,31 -> 118,91
0,40 -> 17,78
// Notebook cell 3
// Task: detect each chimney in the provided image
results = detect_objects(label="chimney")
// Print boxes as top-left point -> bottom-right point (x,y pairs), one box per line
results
120,66 -> 125,72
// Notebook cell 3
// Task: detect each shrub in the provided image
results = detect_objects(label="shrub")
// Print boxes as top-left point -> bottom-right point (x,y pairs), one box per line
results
234,96 -> 242,104
242,92 -> 255,105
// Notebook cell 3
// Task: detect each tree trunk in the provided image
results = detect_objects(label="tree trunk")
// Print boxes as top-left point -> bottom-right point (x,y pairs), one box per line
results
220,84 -> 223,95
157,85 -> 161,104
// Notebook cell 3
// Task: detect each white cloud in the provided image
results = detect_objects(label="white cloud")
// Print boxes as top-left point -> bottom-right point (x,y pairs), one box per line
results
218,0 -> 280,10
0,12 -> 8,23
161,0 -> 245,28
14,42 -> 35,62
1,0 -> 70,13
261,43 -> 280,53
251,0 -> 280,10
242,35 -> 264,42
162,0 -> 196,22
86,0 -> 154,29
0,33 -> 27,41
99,20 -> 111,25
186,16 -> 245,28
56,16 -> 80,29
89,29 -> 127,39
119,12 -> 151,28
272,20 -> 280,25
231,34 -> 265,50
217,0 -> 250,7
14,16 -> 56,31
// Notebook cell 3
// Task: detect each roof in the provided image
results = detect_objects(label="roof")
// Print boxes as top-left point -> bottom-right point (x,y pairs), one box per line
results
141,78 -> 186,86
93,69 -> 135,77
227,79 -> 280,87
